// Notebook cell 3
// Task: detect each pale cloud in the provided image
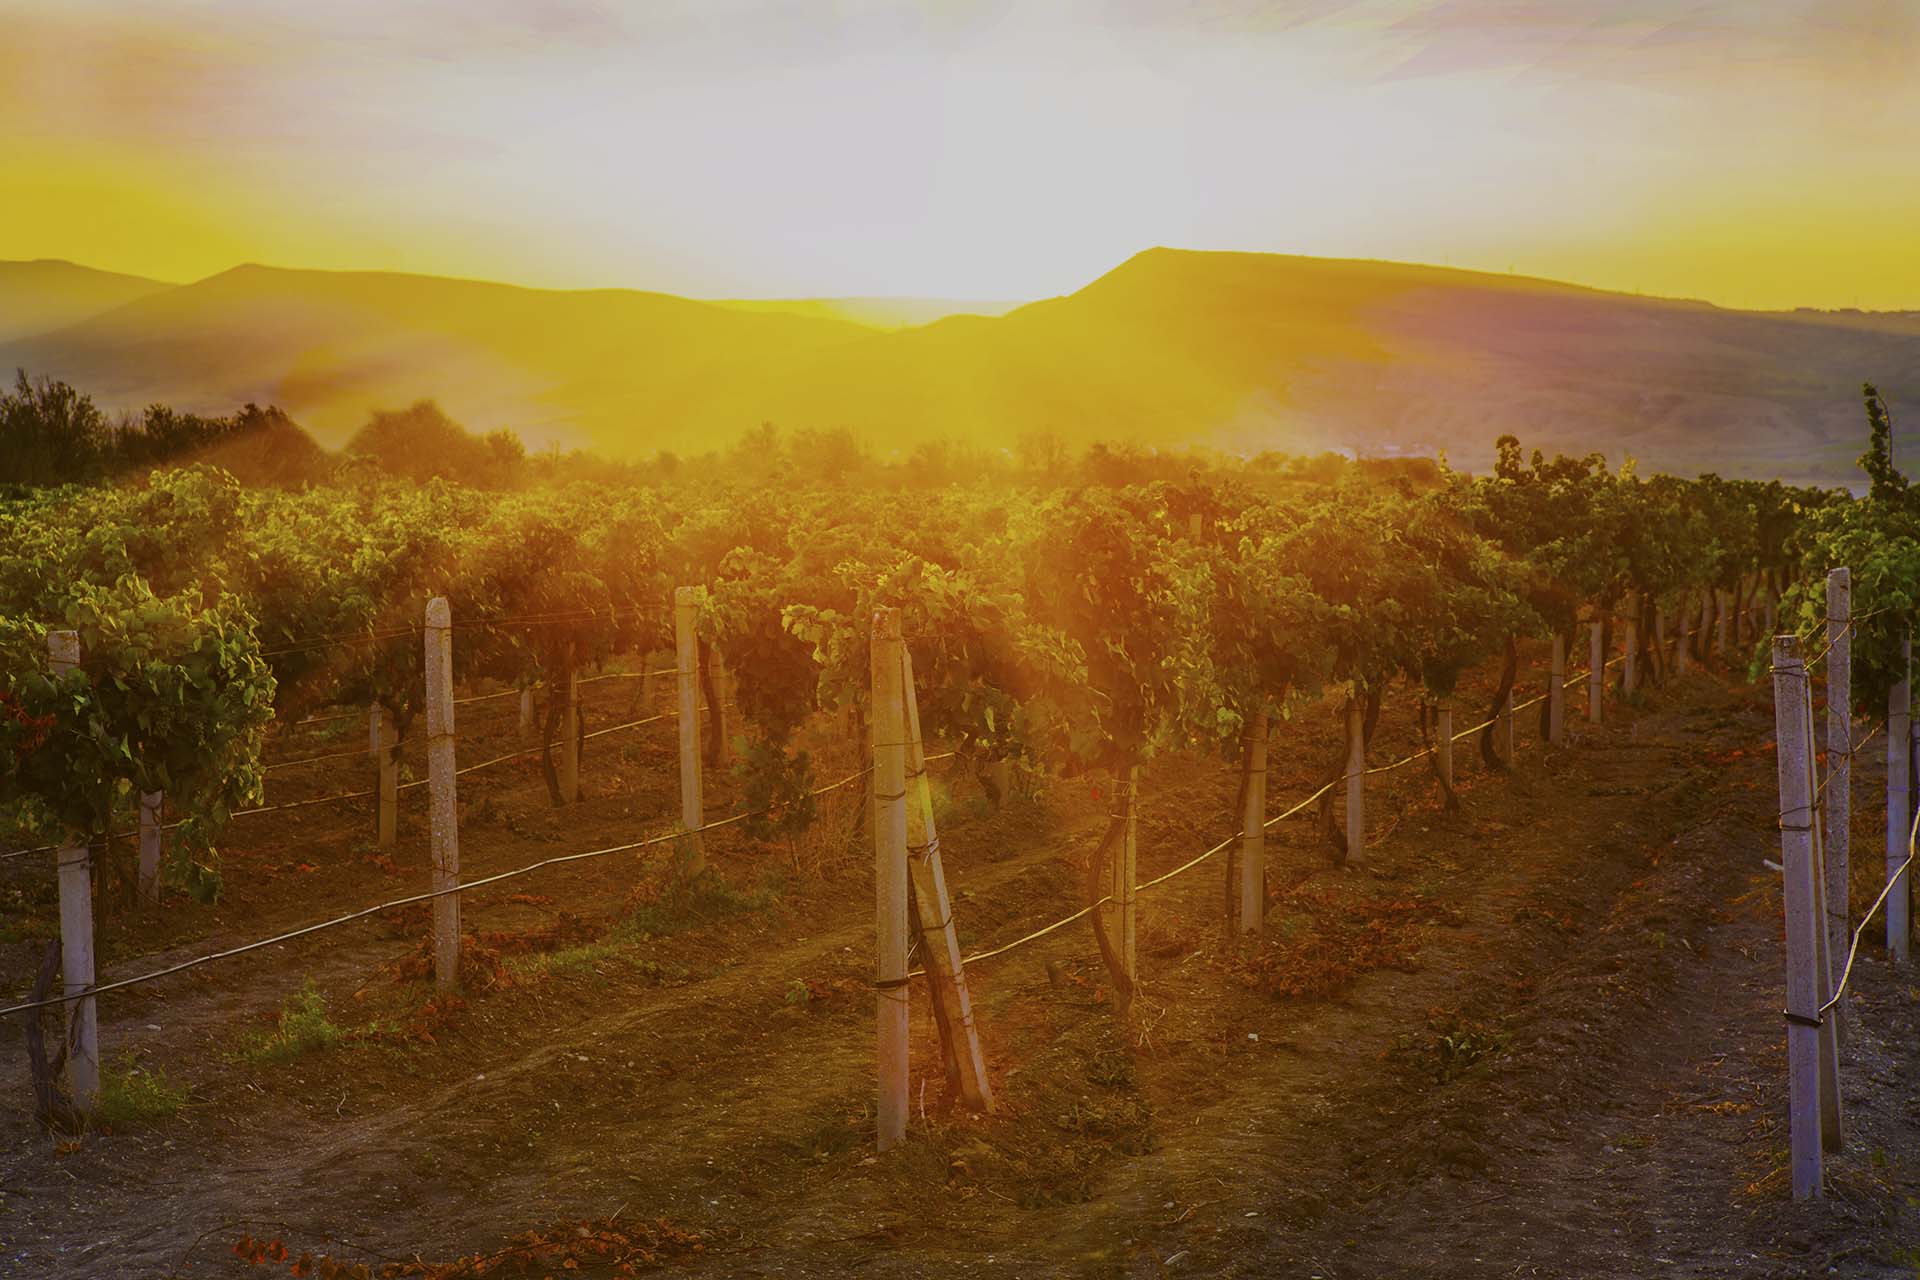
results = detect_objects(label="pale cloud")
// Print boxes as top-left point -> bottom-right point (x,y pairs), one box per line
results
0,1 -> 1914,307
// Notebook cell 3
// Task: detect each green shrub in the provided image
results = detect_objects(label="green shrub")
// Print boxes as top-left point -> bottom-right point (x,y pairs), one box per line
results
243,979 -> 344,1062
97,1055 -> 187,1126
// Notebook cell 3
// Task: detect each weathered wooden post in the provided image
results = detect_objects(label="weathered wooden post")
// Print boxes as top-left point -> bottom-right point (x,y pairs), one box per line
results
372,702 -> 397,847
713,651 -> 734,766
1699,592 -> 1714,661
559,661 -> 580,804
1548,633 -> 1567,746
518,686 -> 534,742
1436,703 -> 1453,789
1120,764 -> 1139,978
1675,595 -> 1692,675
1777,634 -> 1847,1198
1345,689 -> 1365,864
1825,568 -> 1852,1041
1716,588 -> 1731,656
1623,594 -> 1640,694
871,608 -> 910,1150
1588,620 -> 1604,724
1800,643 -> 1847,1153
1499,687 -> 1515,763
424,597 -> 461,993
1239,713 -> 1267,933
49,630 -> 99,1112
899,643 -> 994,1111
674,587 -> 705,876
137,790 -> 163,905
1888,631 -> 1912,964
1774,634 -> 1834,1198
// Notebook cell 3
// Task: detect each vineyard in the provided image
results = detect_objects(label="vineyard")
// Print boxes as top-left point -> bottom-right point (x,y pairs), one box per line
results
4,400 -> 1920,1277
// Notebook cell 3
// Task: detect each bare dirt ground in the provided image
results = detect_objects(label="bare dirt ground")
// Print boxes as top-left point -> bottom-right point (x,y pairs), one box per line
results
2,655 -> 1916,1279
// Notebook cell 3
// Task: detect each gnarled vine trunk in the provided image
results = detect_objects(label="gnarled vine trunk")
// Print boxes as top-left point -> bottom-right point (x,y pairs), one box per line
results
1421,700 -> 1461,811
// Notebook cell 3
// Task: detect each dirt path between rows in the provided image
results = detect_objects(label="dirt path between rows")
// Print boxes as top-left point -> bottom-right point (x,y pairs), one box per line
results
3,668 -> 1916,1278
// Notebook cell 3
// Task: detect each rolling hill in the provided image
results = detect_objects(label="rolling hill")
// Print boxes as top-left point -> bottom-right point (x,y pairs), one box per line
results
0,263 -> 873,450
0,259 -> 174,344
709,296 -> 1024,329
3,250 -> 1915,484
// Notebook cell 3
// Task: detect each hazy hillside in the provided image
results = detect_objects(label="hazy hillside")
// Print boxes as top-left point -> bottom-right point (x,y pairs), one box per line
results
4,250 -> 1915,484
0,264 -> 871,450
711,296 -> 1024,329
0,259 -> 173,343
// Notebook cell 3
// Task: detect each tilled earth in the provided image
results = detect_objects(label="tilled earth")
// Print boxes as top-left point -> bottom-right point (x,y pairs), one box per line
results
1,658 -> 1916,1278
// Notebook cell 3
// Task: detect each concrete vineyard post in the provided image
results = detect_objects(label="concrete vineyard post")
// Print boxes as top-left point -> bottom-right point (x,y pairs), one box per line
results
1437,704 -> 1453,789
1549,634 -> 1566,746
1773,634 -> 1833,1198
518,687 -> 533,742
1825,568 -> 1852,1041
137,791 -> 163,905
870,608 -> 910,1150
674,587 -> 705,875
373,703 -> 397,847
898,644 -> 995,1112
424,597 -> 461,993
1889,631 -> 1912,964
1588,621 -> 1604,724
1239,713 -> 1267,933
48,630 -> 99,1112
560,661 -> 580,804
1345,689 -> 1365,863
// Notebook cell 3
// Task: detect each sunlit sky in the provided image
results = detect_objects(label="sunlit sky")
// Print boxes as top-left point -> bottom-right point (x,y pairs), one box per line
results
5,0 -> 1917,309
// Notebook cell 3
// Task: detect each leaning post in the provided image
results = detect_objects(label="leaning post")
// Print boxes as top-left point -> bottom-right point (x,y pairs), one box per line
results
1825,568 -> 1852,1042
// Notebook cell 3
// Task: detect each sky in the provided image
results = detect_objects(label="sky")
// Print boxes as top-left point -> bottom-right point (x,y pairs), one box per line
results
4,0 -> 1917,309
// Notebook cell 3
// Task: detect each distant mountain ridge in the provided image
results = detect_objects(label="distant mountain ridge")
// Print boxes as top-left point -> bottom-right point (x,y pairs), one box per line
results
0,260 -> 173,344
709,296 -> 1023,329
2,250 -> 1914,485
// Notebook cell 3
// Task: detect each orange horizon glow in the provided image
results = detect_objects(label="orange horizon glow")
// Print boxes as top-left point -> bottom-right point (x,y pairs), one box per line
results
4,1 -> 1919,313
